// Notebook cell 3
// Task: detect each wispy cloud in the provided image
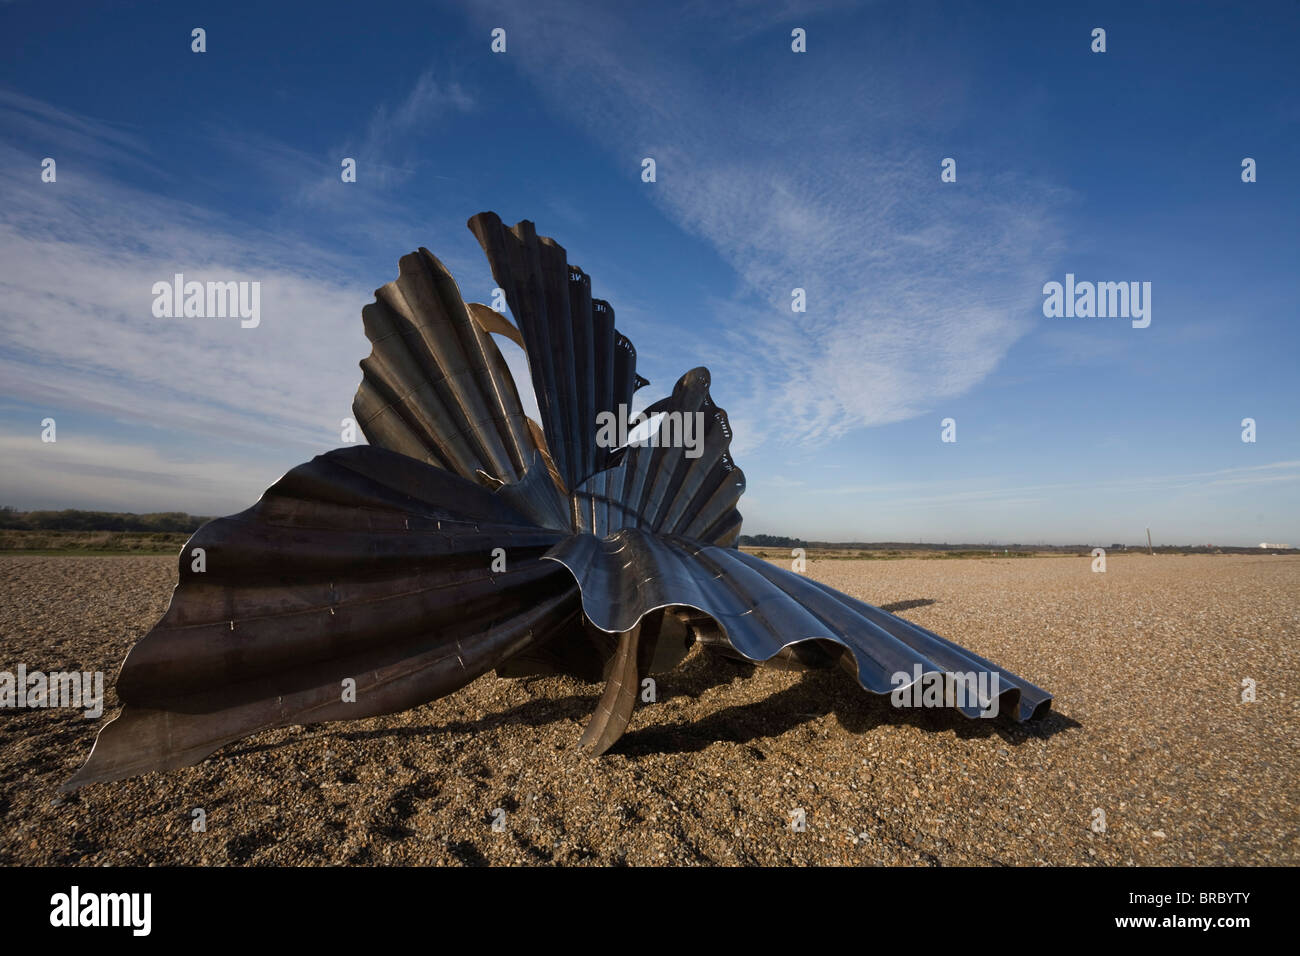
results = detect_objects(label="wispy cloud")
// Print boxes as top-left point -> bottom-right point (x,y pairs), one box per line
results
0,89 -> 158,176
0,82 -> 525,510
0,94 -> 374,457
0,433 -> 280,514
363,72 -> 474,156
820,460 -> 1300,506
298,70 -> 475,199
465,0 -> 1065,446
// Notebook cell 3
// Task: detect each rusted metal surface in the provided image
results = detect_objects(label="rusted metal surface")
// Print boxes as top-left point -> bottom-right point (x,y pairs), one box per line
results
66,212 -> 1050,790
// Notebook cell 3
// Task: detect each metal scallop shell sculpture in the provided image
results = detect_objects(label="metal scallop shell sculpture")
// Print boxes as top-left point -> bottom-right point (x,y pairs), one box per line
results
65,212 -> 1051,789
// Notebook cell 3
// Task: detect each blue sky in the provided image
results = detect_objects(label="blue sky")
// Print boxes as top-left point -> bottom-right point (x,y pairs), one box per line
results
0,0 -> 1296,545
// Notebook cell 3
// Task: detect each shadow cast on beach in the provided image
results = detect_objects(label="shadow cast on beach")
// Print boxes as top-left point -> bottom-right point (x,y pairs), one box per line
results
224,598 -> 1078,761
878,598 -> 938,614
618,665 -> 1079,757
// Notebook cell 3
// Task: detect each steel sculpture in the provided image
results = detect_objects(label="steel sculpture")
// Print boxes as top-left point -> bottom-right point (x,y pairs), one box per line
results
64,212 -> 1051,790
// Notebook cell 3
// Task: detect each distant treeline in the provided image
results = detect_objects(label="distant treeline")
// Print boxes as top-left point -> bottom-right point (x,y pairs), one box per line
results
0,507 -> 211,533
738,534 -> 807,548
739,534 -> 1289,555
739,534 -> 1042,551
0,512 -> 1288,555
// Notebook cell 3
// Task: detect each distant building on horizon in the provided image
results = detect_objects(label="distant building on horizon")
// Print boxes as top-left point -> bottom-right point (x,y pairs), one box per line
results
1259,542 -> 1292,549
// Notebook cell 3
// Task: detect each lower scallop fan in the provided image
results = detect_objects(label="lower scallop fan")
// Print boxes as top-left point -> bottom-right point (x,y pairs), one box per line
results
544,529 -> 1053,724
63,446 -> 581,790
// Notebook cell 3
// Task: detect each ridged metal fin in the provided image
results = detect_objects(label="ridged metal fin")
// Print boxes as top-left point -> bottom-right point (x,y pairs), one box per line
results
543,529 -> 1052,723
573,367 -> 745,546
352,247 -> 541,486
577,621 -> 643,755
62,445 -> 581,790
467,212 -> 647,494
466,301 -> 526,350
494,449 -> 574,532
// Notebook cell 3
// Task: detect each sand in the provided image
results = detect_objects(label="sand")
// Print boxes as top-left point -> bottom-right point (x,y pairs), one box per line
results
0,552 -> 1296,866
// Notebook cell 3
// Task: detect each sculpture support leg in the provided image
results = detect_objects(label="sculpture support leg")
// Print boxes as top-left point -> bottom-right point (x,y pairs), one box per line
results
578,621 -> 643,755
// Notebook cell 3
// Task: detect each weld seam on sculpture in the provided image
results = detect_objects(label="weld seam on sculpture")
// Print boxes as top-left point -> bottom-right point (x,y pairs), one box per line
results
64,211 -> 1050,791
